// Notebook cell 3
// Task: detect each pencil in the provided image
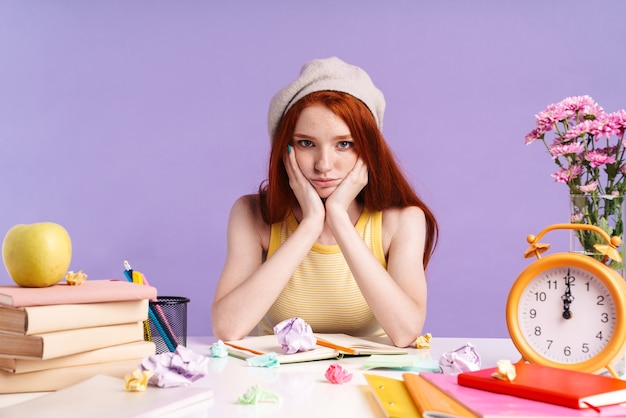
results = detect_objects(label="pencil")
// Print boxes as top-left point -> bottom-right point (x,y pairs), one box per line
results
223,341 -> 264,356
315,338 -> 357,355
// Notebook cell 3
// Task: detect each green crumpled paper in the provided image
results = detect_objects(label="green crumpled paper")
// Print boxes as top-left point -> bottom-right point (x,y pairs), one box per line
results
245,352 -> 280,368
363,354 -> 441,372
237,384 -> 280,405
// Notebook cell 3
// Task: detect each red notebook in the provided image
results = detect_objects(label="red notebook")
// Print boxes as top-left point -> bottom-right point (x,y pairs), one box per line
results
458,362 -> 626,410
421,372 -> 626,417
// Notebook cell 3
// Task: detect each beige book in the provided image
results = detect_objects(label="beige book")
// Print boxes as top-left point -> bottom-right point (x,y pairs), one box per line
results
0,299 -> 149,335
0,322 -> 144,360
0,340 -> 155,373
0,374 -> 213,416
0,359 -> 145,394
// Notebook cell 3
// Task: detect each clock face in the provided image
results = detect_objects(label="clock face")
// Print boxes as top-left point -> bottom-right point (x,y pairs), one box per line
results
516,265 -> 617,365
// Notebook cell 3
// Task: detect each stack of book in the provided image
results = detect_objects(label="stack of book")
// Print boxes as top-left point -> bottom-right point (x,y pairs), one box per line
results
365,363 -> 626,417
0,280 -> 158,393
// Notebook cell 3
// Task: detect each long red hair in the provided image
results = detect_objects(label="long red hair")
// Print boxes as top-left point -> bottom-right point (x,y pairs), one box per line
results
259,91 -> 438,267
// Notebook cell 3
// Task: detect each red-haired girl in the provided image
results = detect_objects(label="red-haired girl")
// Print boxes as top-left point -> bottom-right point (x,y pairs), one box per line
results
212,57 -> 438,347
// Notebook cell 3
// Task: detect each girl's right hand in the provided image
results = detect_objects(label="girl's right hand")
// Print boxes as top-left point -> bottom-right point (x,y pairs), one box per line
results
283,146 -> 326,227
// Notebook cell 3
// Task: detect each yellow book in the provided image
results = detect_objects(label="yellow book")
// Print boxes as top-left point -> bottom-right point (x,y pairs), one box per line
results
364,374 -> 420,418
366,373 -> 478,418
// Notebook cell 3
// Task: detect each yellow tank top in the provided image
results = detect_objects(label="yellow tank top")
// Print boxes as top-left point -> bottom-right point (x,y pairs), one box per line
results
260,209 -> 387,338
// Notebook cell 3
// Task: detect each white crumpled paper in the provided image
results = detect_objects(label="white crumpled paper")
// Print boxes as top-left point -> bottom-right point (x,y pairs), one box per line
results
273,317 -> 316,354
439,342 -> 481,375
140,345 -> 210,387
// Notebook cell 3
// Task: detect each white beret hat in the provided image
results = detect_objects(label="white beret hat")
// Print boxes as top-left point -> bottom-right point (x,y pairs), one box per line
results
267,56 -> 386,140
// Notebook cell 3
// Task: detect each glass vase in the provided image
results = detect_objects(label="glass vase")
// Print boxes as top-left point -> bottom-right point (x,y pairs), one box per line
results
569,193 -> 625,277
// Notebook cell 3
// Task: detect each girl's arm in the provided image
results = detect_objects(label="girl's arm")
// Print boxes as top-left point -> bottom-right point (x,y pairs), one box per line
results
327,204 -> 428,347
210,194 -> 322,341
324,160 -> 427,347
212,149 -> 327,340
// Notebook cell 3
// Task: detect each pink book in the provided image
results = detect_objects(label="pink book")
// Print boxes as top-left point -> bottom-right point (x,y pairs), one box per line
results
0,280 -> 157,307
419,372 -> 626,417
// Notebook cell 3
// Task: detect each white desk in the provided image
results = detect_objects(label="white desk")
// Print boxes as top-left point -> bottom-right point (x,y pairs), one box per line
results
0,336 -> 520,417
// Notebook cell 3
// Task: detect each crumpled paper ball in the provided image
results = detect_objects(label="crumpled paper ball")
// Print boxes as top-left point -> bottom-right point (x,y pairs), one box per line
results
140,345 -> 210,387
324,363 -> 353,384
414,333 -> 432,348
237,384 -> 280,404
246,352 -> 280,368
492,359 -> 517,381
65,270 -> 88,286
439,342 -> 481,375
124,369 -> 154,392
273,317 -> 316,354
209,340 -> 229,358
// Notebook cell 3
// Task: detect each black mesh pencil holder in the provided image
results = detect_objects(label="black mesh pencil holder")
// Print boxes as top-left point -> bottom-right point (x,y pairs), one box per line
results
147,296 -> 190,354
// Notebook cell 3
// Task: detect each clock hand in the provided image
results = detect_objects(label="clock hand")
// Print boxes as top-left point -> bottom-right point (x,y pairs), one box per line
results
561,269 -> 575,320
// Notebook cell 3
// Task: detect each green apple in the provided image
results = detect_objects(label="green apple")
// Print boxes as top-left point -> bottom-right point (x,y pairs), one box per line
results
2,222 -> 72,287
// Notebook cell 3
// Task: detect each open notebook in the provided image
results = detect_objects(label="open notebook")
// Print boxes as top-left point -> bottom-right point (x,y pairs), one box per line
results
225,333 -> 407,364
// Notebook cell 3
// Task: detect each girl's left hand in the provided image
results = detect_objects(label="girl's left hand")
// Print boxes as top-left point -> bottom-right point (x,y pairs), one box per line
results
325,159 -> 368,212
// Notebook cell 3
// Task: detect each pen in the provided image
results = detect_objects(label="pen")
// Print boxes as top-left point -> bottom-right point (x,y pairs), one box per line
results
123,260 -> 178,351
133,268 -> 180,347
123,260 -> 133,283
148,308 -> 176,352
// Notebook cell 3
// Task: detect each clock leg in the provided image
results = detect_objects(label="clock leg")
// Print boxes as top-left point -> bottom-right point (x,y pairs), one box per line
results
606,364 -> 619,379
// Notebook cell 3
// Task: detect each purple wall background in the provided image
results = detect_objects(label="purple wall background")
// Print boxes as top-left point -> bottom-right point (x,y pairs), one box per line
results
1,1 -> 625,337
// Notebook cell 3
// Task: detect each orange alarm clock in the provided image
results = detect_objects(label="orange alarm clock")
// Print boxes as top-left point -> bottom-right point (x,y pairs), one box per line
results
506,223 -> 626,378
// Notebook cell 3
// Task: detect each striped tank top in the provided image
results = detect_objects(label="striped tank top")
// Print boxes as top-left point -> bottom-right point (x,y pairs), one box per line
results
259,209 -> 387,338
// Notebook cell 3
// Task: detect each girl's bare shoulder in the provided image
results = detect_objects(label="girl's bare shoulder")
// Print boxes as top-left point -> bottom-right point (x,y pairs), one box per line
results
382,206 -> 426,228
231,194 -> 261,214
230,194 -> 271,247
381,206 -> 426,248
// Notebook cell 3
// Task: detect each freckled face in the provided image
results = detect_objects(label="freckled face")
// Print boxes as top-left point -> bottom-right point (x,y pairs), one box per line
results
291,105 -> 358,199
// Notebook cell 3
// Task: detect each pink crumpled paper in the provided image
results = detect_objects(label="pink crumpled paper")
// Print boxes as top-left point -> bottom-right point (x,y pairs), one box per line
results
140,345 -> 210,388
273,317 -> 316,354
325,363 -> 353,384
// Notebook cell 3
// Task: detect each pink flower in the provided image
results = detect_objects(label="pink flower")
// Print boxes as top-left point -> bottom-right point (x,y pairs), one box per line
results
610,110 -> 626,135
549,142 -> 584,158
551,165 -> 583,183
524,128 -> 546,145
578,181 -> 598,192
324,363 -> 353,384
527,96 -> 626,200
570,212 -> 583,222
588,116 -> 621,140
531,96 -> 600,137
584,150 -> 616,168
534,109 -> 559,133
562,120 -> 594,141
561,95 -> 601,117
